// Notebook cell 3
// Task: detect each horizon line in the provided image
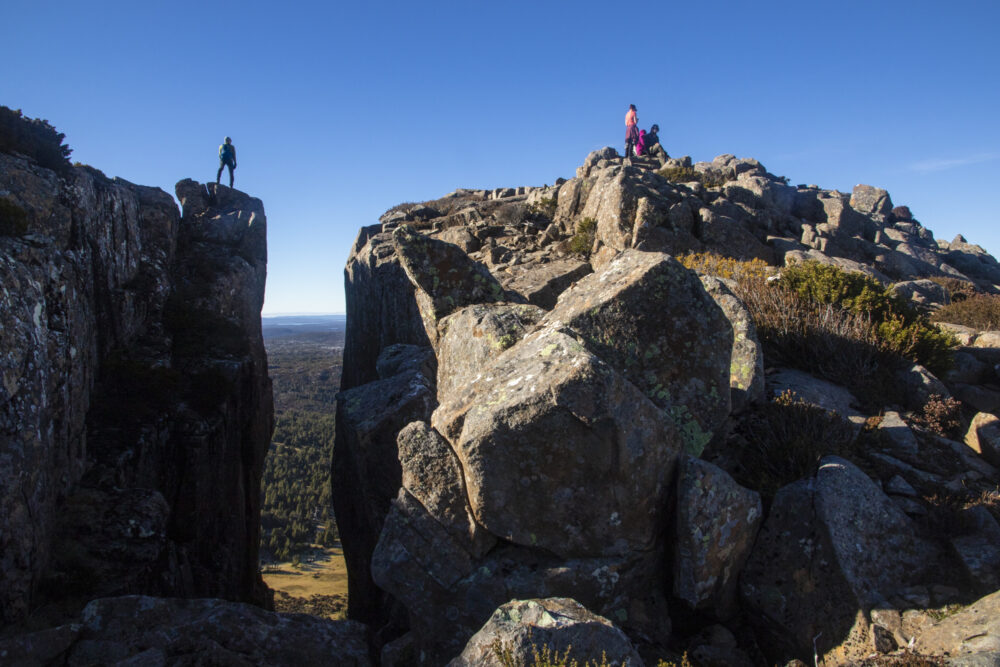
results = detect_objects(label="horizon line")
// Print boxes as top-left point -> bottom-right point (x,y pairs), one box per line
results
262,311 -> 345,317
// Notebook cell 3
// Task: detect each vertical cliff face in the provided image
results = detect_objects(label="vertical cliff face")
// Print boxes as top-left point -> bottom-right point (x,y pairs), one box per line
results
0,151 -> 272,628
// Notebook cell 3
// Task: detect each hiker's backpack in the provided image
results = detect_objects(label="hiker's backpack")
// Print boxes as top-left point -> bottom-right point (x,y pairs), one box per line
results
220,143 -> 234,162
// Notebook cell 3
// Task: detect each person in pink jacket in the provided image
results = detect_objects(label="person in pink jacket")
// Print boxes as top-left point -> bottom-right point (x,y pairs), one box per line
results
624,104 -> 639,159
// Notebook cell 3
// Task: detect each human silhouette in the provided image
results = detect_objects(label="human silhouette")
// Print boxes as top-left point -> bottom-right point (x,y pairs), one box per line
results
216,137 -> 237,188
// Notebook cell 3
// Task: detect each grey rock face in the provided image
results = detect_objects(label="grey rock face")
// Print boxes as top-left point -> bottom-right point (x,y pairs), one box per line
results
393,224 -> 507,345
432,326 -> 680,559
1,149 -> 272,626
333,344 -> 436,627
341,226 -> 429,391
741,456 -> 938,664
698,275 -> 765,413
436,303 -> 544,405
915,589 -> 1000,659
0,595 -> 371,666
543,249 -> 732,455
673,456 -> 762,619
448,598 -> 644,667
965,412 -> 1000,466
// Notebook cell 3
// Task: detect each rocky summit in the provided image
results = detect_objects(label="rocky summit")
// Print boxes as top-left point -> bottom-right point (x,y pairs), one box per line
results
5,116 -> 1000,667
337,147 -> 1000,666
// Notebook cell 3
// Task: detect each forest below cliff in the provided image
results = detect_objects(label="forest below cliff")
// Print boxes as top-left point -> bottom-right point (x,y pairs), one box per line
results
260,316 -> 345,563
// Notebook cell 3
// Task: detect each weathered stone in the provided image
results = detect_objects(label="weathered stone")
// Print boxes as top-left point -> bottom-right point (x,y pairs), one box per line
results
767,368 -> 865,426
698,208 -> 775,263
915,589 -> 1000,658
673,456 -> 762,619
437,226 -> 482,253
964,413 -> 1000,466
432,326 -> 680,558
885,475 -> 919,497
543,249 -> 733,455
341,226 -> 429,390
891,279 -> 951,308
55,596 -> 371,666
498,258 -> 593,310
0,157 -> 272,625
392,224 -> 507,345
742,456 -> 938,664
850,184 -> 893,218
448,598 -> 644,667
955,384 -> 1000,414
879,410 -> 921,455
950,506 -> 1000,592
332,345 -> 436,627
947,351 -> 989,385
699,276 -> 765,413
397,421 -> 495,558
436,303 -> 544,405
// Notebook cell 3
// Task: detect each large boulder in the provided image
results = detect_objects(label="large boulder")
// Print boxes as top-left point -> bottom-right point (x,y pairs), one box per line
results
432,325 -> 680,558
673,456 -> 762,619
965,412 -> 1000,466
850,184 -> 893,219
448,598 -> 644,667
392,224 -> 507,346
374,491 -> 665,664
542,249 -> 733,455
396,421 -> 494,558
698,276 -> 765,413
436,303 -> 545,405
0,595 -> 372,666
915,589 -> 1000,659
498,258 -> 593,310
741,456 -> 939,664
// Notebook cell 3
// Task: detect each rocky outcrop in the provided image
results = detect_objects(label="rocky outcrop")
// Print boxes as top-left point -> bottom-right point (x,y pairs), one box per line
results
0,596 -> 372,666
741,456 -> 939,664
1,148 -> 272,629
337,146 -> 1000,665
448,598 -> 643,667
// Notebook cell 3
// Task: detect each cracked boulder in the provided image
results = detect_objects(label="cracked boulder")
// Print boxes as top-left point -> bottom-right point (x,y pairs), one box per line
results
436,303 -> 545,405
542,249 -> 733,455
673,456 -> 762,619
392,225 -> 507,345
449,598 -> 644,667
432,325 -> 681,559
741,456 -> 939,664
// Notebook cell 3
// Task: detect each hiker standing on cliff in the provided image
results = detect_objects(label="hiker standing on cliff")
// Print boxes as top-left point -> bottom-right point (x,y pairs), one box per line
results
624,104 -> 639,159
216,137 -> 237,188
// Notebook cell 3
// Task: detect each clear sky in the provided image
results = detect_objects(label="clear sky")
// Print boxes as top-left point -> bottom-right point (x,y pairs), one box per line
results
4,0 -> 998,314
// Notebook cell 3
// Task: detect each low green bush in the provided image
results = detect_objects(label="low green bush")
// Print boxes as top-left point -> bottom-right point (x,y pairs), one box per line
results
732,390 -> 857,500
775,261 -> 955,376
569,217 -> 597,256
659,165 -> 698,182
927,276 -> 979,302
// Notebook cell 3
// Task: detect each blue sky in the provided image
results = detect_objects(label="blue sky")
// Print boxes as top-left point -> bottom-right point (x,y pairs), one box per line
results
4,0 -> 998,314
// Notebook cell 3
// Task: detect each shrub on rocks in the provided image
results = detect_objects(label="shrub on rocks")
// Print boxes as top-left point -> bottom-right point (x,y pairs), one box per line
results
569,216 -> 597,256
0,105 -> 72,174
933,293 -> 1000,330
927,276 -> 980,303
721,259 -> 956,400
730,390 -> 856,500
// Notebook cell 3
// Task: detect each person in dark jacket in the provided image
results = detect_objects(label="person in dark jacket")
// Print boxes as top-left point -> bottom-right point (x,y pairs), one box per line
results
216,137 -> 237,187
646,124 -> 670,164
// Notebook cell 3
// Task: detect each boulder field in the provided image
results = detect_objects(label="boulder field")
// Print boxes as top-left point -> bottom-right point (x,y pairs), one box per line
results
336,148 -> 1000,665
